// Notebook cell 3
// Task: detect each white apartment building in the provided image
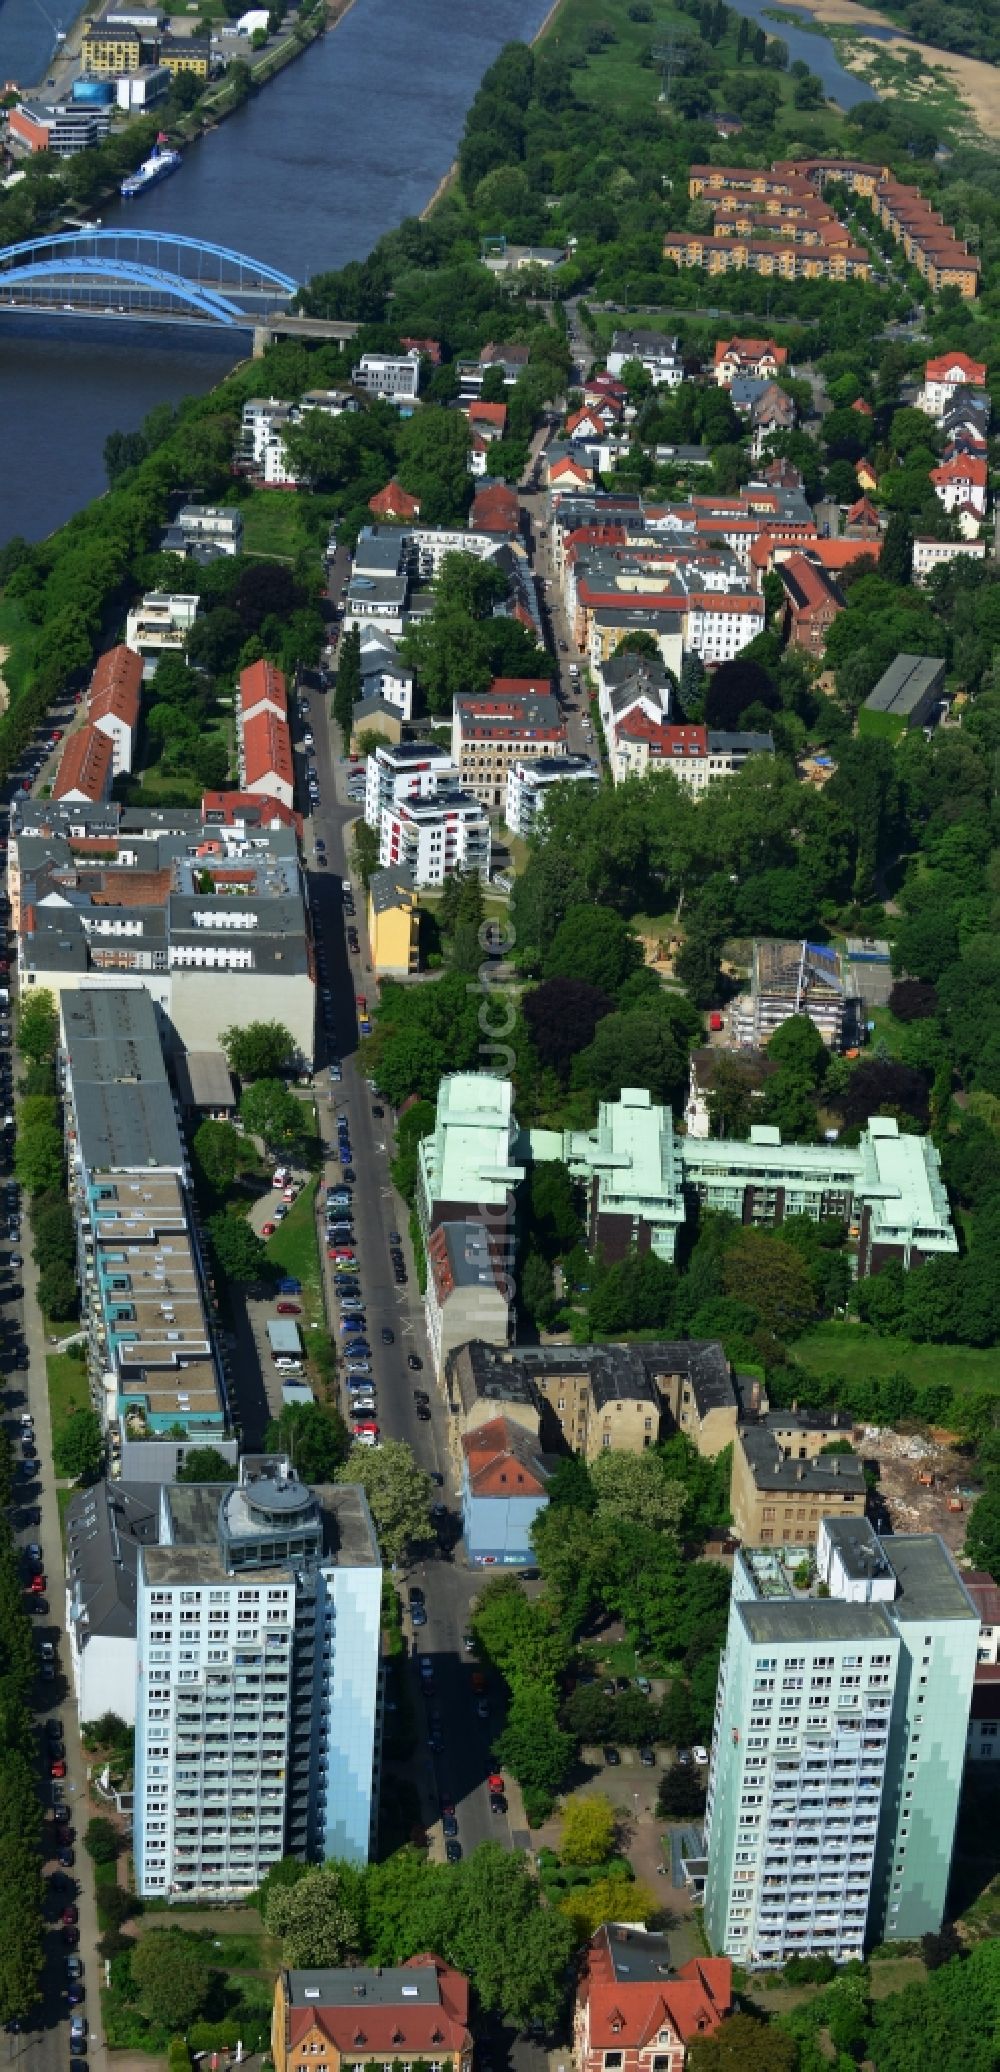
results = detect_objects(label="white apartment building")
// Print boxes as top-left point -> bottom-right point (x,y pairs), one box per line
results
504,754 -> 599,835
351,351 -> 422,402
912,536 -> 987,583
125,593 -> 200,667
358,628 -> 415,719
134,1464 -> 382,1900
379,792 -> 491,886
606,328 -> 683,387
704,1519 -> 979,1966
363,741 -> 459,829
685,592 -> 766,662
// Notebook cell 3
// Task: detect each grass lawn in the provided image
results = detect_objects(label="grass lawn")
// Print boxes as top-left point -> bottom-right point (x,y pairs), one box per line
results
263,1179 -> 334,1392
795,1321 -> 1000,1396
46,1352 -> 90,1452
240,491 -> 313,563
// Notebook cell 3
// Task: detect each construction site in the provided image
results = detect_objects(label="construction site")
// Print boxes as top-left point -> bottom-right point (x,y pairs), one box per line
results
861,1422 -> 979,1554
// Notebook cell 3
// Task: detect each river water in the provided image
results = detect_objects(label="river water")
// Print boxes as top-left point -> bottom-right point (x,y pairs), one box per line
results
0,0 -> 553,544
724,0 -> 879,106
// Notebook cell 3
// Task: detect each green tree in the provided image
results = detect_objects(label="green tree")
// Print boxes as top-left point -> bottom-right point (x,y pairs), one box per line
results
206,1212 -> 267,1284
590,1451 -> 686,1534
130,1931 -> 212,2032
527,1161 -> 582,1259
14,1116 -> 63,1196
37,1259 -> 78,1321
472,1574 -> 569,1686
16,989 -> 57,1064
561,1875 -> 657,1941
239,1077 -> 305,1151
966,1486 -> 1000,1574
84,1817 -> 120,1865
264,1865 -> 361,1967
723,1229 -> 817,1339
53,1410 -> 103,1484
544,906 -> 643,994
446,1844 -> 575,2027
339,1438 -> 433,1562
192,1120 -> 260,1196
221,1021 -> 296,1080
560,1793 -> 616,1866
351,818 -> 380,890
334,624 -> 362,738
687,2013 -> 798,2072
495,1680 -> 574,1796
881,509 -> 914,586
176,1448 -> 235,1483
264,1401 -> 349,1481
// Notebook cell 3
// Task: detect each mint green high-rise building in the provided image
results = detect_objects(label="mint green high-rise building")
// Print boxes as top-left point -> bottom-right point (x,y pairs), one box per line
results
703,1519 -> 978,1966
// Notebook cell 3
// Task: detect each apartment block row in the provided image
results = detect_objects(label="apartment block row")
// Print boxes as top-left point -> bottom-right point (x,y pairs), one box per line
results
65,1457 -> 382,1898
52,641 -> 145,806
237,658 -> 295,813
59,986 -> 227,1447
10,796 -> 315,1058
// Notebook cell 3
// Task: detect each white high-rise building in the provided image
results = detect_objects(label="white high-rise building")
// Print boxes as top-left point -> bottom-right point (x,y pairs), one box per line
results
134,1462 -> 382,1900
703,1518 -> 979,1966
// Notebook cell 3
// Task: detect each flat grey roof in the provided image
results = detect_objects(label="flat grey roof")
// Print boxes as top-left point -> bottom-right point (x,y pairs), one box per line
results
284,1966 -> 442,2008
173,1051 -> 235,1109
74,1077 -> 185,1175
740,1598 -> 897,1645
824,1516 -> 894,1584
865,652 -> 945,715
883,1533 -> 978,1623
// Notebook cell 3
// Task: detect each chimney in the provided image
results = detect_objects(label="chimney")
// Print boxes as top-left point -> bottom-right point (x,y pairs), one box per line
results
796,1464 -> 804,1481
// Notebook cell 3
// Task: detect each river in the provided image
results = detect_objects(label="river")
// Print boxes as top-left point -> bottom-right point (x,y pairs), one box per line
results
724,0 -> 879,106
0,0 -> 553,545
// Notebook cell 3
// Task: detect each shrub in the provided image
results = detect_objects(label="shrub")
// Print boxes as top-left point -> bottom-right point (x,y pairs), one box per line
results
522,1785 -> 555,1826
84,1816 -> 120,1864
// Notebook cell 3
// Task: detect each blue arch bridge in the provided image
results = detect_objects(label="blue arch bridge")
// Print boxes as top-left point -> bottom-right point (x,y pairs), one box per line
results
0,228 -> 301,328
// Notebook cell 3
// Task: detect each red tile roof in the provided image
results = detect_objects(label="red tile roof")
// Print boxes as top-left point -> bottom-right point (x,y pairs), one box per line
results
924,350 -> 987,385
851,397 -> 874,415
90,644 -> 142,709
239,659 -> 287,718
579,1929 -> 732,2054
201,790 -> 301,833
53,724 -> 114,803
714,336 -> 788,366
808,538 -> 881,571
471,483 -> 520,535
369,479 -> 422,519
618,715 -> 708,756
780,552 -> 845,614
931,454 -> 988,487
467,401 -> 507,430
284,1957 -> 470,2058
242,708 -> 294,793
90,676 -> 140,734
462,1417 -> 549,1498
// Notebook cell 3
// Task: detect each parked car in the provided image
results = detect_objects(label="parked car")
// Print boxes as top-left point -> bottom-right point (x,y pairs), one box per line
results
407,1353 -> 423,1371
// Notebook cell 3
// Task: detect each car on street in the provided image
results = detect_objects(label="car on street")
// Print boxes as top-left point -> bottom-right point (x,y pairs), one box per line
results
339,1295 -> 364,1312
380,1326 -> 394,1344
276,1301 -> 301,1316
639,1746 -> 656,1766
66,1959 -> 82,1981
50,1759 -> 66,1778
407,1353 -> 423,1371
63,1927 -> 80,1947
61,1907 -> 79,1927
262,1221 -> 276,1237
410,1603 -> 427,1627
413,1388 -> 430,1404
489,1791 -> 506,1814
416,1403 -> 431,1421
603,1746 -> 621,1766
692,1744 -> 709,1765
476,1697 -> 489,1719
442,1812 -> 458,1838
445,1840 -> 462,1863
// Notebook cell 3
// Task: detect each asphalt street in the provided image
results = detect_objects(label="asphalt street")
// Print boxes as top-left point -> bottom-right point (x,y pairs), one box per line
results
283,618 -> 527,1869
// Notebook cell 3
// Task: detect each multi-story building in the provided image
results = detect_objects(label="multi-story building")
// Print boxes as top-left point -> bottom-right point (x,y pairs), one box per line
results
358,628 -> 414,718
350,351 -> 422,403
53,725 -> 114,805
729,1411 -> 866,1546
919,350 -> 988,421
59,988 -> 227,1443
133,1459 -> 382,1898
575,1925 -> 732,2072
665,231 -> 871,280
611,719 -> 773,787
504,754 -> 598,834
738,937 -> 846,1049
712,337 -> 789,386
704,1519 -> 980,1964
363,741 -> 459,828
13,799 -> 315,1058
272,1958 -> 472,2072
87,644 -> 142,776
448,1336 -> 745,1467
546,1085 -> 687,1264
161,505 -> 244,560
125,592 -> 200,668
460,1416 -> 551,1566
606,328 -> 683,387
964,1571 -> 1000,1763
780,553 -> 845,654
367,868 -> 420,979
379,791 -> 491,887
416,1074 -> 524,1378
930,451 -> 988,518
8,99 -> 111,154
81,12 -> 144,70
913,536 -> 987,584
452,682 -> 567,809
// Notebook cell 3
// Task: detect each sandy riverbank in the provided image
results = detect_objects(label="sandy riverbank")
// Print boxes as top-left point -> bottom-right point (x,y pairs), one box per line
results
770,0 -> 1000,137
